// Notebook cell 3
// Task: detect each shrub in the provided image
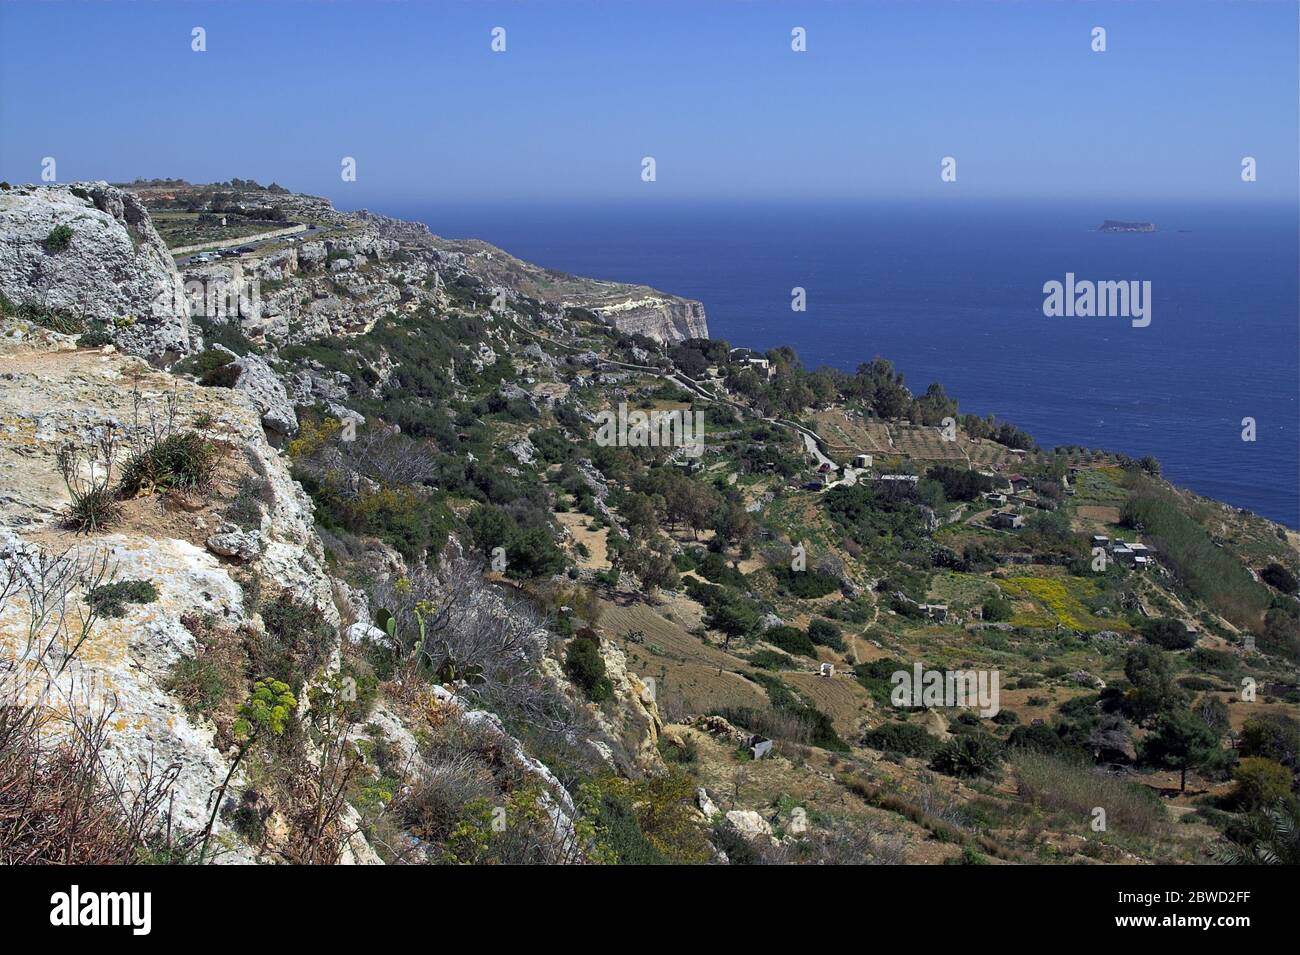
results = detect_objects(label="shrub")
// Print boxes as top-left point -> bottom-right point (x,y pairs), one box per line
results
565,634 -> 612,702
1239,714 -> 1300,768
76,328 -> 113,348
45,225 -> 74,252
763,625 -> 816,657
1228,758 -> 1294,812
807,618 -> 844,650
747,649 -> 793,671
401,755 -> 496,844
118,432 -> 216,496
57,439 -> 120,534
166,652 -> 235,719
0,291 -> 83,333
175,348 -> 235,379
84,579 -> 157,618
854,658 -> 905,705
199,363 -> 242,388
981,593 -> 1014,622
1140,617 -> 1195,650
1260,562 -> 1299,595
930,734 -> 1003,779
770,565 -> 840,599
863,721 -> 942,758
252,595 -> 335,689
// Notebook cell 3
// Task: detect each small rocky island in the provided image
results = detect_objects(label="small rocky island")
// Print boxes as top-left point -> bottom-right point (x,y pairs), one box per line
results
1099,219 -> 1156,233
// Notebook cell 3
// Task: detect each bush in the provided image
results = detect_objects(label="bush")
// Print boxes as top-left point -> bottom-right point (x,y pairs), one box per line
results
1012,751 -> 1166,837
57,441 -> 119,534
165,649 -> 237,720
565,634 -> 612,703
175,348 -> 236,378
763,625 -> 816,657
45,225 -> 74,252
118,432 -> 216,496
1239,714 -> 1300,768
77,329 -> 113,349
1140,617 -> 1195,650
863,721 -> 942,758
199,363 -> 242,388
84,579 -> 157,618
807,618 -> 844,650
981,593 -> 1014,622
1260,562 -> 1299,595
252,595 -> 335,689
1228,758 -> 1294,812
770,565 -> 840,599
854,658 -> 905,705
747,649 -> 793,671
930,734 -> 1003,779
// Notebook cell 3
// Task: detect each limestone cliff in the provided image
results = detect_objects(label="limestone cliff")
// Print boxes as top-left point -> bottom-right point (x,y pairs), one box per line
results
0,183 -> 193,362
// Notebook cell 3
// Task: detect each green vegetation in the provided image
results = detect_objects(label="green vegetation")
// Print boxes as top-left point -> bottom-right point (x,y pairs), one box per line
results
565,631 -> 612,703
85,579 -> 158,617
45,224 -> 74,252
1121,491 -> 1271,630
930,734 -> 1003,779
118,432 -> 217,496
863,721 -> 942,758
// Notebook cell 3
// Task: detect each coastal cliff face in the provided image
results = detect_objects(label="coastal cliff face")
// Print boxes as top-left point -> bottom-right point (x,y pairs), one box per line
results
0,183 -> 671,864
65,184 -> 706,348
0,183 -> 193,363
6,178 -> 1292,869
0,332 -> 342,862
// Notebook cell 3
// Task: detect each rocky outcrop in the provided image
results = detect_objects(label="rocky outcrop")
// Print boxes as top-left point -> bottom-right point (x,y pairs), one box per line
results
230,351 -> 298,435
0,183 -> 192,362
583,294 -> 709,343
0,337 -> 341,861
145,183 -> 706,345
422,234 -> 709,343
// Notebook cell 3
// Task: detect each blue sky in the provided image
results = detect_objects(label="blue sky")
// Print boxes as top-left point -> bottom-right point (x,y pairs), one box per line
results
1,1 -> 1296,204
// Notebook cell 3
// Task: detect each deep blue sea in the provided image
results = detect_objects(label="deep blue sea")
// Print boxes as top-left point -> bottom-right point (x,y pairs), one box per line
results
383,199 -> 1298,527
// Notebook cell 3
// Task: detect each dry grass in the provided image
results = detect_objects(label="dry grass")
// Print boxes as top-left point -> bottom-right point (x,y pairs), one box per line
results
1011,751 -> 1167,839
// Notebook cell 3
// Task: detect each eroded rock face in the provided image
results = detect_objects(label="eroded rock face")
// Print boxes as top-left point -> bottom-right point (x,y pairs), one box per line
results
0,183 -> 192,363
0,339 -> 339,861
230,351 -> 298,435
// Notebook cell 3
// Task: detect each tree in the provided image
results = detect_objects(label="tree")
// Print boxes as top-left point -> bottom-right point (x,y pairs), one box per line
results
621,540 -> 679,596
1123,646 -> 1183,725
982,593 -> 1013,622
1215,800 -> 1300,865
1260,562 -> 1299,595
619,491 -> 659,539
1194,694 -> 1231,736
1239,714 -> 1300,769
1228,758 -> 1294,812
1140,707 -> 1220,792
677,481 -> 720,540
1140,617 -> 1196,650
807,618 -> 844,651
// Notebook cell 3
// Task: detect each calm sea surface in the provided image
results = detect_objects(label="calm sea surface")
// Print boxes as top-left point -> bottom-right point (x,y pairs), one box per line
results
382,198 -> 1299,527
